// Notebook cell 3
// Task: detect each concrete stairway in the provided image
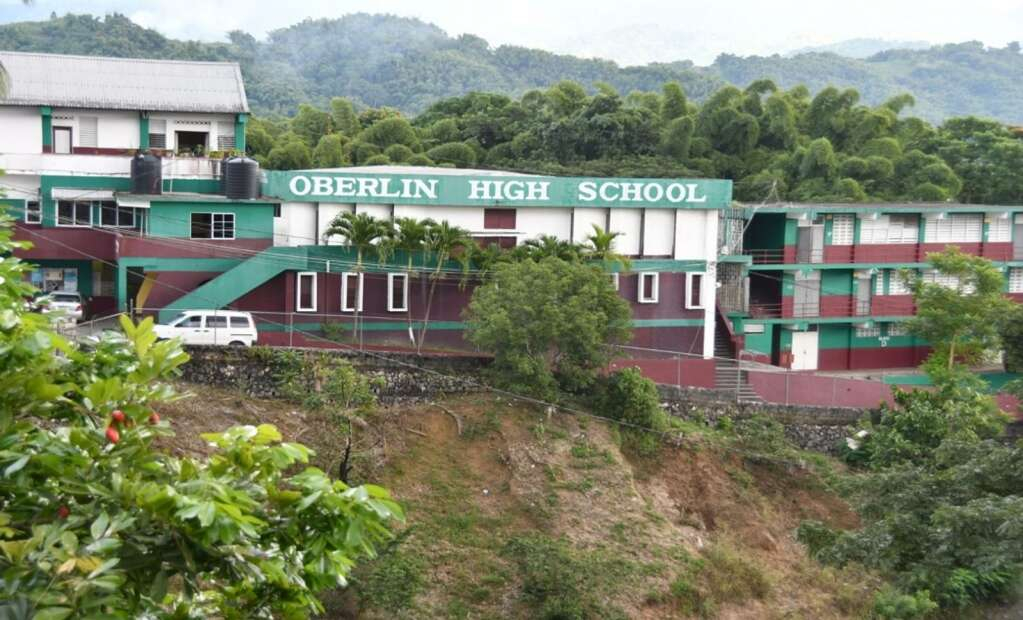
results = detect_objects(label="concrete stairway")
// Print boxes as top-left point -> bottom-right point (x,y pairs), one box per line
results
713,320 -> 762,402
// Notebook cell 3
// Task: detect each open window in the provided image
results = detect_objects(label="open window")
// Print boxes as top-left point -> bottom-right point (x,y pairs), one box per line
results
56,200 -> 91,227
176,130 -> 208,156
637,272 -> 659,304
341,272 -> 364,312
388,272 -> 409,312
24,201 -> 41,224
99,203 -> 135,228
685,272 -> 705,309
296,272 -> 317,312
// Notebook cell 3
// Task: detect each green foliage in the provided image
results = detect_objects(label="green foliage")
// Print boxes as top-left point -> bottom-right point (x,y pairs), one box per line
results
330,97 -> 360,136
1000,305 -> 1023,372
312,133 -> 347,168
592,368 -> 668,431
871,587 -> 939,619
426,142 -> 477,167
464,258 -> 632,400
356,548 -> 425,612
907,248 -> 1017,371
0,213 -> 401,618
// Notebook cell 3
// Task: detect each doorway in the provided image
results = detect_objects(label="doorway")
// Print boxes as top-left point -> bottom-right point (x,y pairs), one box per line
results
790,330 -> 819,370
53,127 -> 72,154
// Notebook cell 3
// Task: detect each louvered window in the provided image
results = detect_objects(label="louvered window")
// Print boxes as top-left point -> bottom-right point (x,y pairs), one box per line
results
149,120 -> 167,149
924,213 -> 983,243
859,214 -> 919,244
886,323 -> 909,337
888,270 -> 912,295
831,214 -> 854,245
78,116 -> 98,148
987,215 -> 1011,242
1009,267 -> 1023,293
855,326 -> 881,338
216,121 -> 236,151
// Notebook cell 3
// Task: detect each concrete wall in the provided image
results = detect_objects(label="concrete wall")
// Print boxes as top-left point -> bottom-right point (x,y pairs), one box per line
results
0,107 -> 43,154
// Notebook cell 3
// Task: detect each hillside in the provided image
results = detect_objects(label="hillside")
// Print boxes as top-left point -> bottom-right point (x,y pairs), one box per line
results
1,13 -> 1022,123
156,382 -> 884,619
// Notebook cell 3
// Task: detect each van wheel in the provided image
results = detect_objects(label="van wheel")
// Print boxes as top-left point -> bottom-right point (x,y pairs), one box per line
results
229,340 -> 247,347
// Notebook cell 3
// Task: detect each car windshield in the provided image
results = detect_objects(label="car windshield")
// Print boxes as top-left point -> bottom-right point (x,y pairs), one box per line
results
50,293 -> 79,303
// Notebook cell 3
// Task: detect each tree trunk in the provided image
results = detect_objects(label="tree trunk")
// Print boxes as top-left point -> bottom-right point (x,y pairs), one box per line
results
417,271 -> 442,354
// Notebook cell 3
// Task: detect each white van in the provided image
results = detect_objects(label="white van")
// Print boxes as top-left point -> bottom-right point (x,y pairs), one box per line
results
153,311 -> 258,347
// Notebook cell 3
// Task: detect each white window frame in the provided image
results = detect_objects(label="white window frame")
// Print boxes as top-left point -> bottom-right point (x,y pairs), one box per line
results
296,271 -> 317,312
1009,267 -> 1023,293
56,200 -> 92,228
831,214 -> 854,245
855,325 -> 881,338
24,201 -> 41,224
99,203 -> 135,228
387,272 -> 409,312
341,272 -> 364,312
886,323 -> 909,337
610,273 -> 620,291
637,272 -> 659,304
190,212 -> 235,240
685,272 -> 705,309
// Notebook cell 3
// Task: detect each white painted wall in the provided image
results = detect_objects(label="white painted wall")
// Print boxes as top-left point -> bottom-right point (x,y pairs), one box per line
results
356,203 -> 392,220
393,205 -> 483,231
643,209 -> 675,256
0,174 -> 40,201
609,208 -> 642,255
675,211 -> 712,260
275,201 -> 317,247
572,207 -> 607,244
517,208 -> 572,242
0,107 -> 43,154
150,112 -> 236,152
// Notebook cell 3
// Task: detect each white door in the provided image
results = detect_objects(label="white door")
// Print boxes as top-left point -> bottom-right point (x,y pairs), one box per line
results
172,314 -> 207,344
206,314 -> 228,345
791,331 -> 819,370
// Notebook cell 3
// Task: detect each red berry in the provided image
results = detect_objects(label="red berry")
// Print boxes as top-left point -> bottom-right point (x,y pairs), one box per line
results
111,410 -> 126,424
148,412 -> 161,425
57,505 -> 70,520
105,427 -> 120,444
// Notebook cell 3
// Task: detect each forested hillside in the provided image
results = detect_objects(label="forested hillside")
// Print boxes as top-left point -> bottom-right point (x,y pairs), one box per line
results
1,13 -> 1022,123
247,82 -> 1023,205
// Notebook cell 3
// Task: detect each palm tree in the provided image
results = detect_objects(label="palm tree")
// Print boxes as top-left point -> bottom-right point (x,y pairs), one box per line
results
386,217 -> 434,341
324,212 -> 386,344
522,235 -> 583,262
418,220 -> 471,353
585,224 -> 632,271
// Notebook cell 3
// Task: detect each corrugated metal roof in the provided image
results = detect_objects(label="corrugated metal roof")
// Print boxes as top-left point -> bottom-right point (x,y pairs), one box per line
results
0,51 -> 248,113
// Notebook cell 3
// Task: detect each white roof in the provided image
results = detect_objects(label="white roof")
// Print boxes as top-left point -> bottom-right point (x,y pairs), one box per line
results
0,51 -> 248,113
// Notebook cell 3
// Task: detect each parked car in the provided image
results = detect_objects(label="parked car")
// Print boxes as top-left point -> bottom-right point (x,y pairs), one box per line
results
153,310 -> 258,346
38,291 -> 84,321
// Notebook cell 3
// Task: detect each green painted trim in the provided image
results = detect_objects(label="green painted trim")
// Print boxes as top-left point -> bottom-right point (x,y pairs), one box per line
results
235,113 -> 248,153
40,175 -> 132,227
41,107 -> 52,147
823,215 -> 834,245
610,259 -> 706,273
139,114 -> 150,150
749,204 -> 1023,215
632,319 -> 705,328
743,316 -> 913,326
260,318 -> 703,333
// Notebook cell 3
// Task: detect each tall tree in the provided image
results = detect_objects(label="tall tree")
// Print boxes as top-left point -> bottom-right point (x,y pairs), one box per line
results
417,220 -> 471,353
324,212 -> 387,343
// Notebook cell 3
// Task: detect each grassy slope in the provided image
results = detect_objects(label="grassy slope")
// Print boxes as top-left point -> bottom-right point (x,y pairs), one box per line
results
156,384 -> 879,619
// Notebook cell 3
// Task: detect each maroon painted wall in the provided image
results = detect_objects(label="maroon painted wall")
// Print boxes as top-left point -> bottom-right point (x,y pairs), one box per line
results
119,237 -> 272,259
871,295 -> 915,315
143,271 -> 223,310
747,371 -> 896,408
14,224 -> 116,261
609,358 -> 716,388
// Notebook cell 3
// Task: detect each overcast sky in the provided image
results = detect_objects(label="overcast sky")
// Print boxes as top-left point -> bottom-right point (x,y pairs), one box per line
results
1,0 -> 1021,65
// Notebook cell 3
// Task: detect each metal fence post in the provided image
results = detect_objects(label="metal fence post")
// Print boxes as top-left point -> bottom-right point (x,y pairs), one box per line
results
676,353 -> 682,389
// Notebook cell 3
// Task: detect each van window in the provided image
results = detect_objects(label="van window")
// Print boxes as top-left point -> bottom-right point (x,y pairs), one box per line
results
230,316 -> 251,328
175,315 -> 202,328
206,316 -> 228,328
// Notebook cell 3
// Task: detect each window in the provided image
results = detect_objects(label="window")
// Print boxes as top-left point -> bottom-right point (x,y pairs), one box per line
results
476,236 -> 517,249
230,316 -> 251,328
56,200 -> 91,227
1010,267 -> 1023,293
388,273 -> 409,312
149,120 -> 167,149
855,325 -> 881,338
99,203 -> 134,228
685,272 -> 705,309
296,272 -> 317,312
173,314 -> 202,328
190,212 -> 235,239
206,315 -> 228,328
341,272 -> 364,312
53,127 -> 72,154
175,130 -> 208,155
24,201 -> 41,224
988,214 -> 1012,242
860,214 -> 919,244
888,270 -> 912,295
217,121 -> 236,151
831,214 -> 854,245
886,323 -> 909,337
638,272 -> 659,304
610,273 -> 620,291
78,116 -> 98,148
483,208 -> 516,229
924,213 -> 983,243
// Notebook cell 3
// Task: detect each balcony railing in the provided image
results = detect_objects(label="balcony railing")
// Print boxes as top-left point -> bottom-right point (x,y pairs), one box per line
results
749,298 -> 879,319
746,243 -> 1018,265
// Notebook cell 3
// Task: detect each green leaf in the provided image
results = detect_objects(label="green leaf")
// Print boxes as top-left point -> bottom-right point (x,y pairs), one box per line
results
3,455 -> 28,477
90,513 -> 110,540
32,608 -> 74,620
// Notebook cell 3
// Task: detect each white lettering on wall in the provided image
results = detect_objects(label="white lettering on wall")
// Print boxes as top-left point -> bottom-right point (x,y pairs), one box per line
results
289,175 -> 312,196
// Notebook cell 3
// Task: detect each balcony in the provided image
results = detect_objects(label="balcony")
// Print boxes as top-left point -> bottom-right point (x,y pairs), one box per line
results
746,242 -> 1016,266
748,297 -> 906,319
0,152 -> 223,180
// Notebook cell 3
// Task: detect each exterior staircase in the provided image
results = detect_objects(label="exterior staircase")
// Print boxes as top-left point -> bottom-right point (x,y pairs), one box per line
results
157,246 -> 307,323
713,314 -> 762,402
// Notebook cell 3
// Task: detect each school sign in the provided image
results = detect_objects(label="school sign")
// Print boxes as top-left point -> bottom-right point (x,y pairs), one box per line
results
262,170 -> 733,209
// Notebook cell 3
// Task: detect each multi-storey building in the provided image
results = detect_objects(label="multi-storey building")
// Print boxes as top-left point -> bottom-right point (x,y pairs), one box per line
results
730,204 -> 1023,371
0,52 -> 733,372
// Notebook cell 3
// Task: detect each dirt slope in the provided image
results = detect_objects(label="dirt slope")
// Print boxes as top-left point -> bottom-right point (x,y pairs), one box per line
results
155,384 -> 879,619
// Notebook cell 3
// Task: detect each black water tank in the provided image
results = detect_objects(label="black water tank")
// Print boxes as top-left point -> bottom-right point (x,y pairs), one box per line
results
224,156 -> 260,200
130,152 -> 162,195
219,154 -> 234,195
